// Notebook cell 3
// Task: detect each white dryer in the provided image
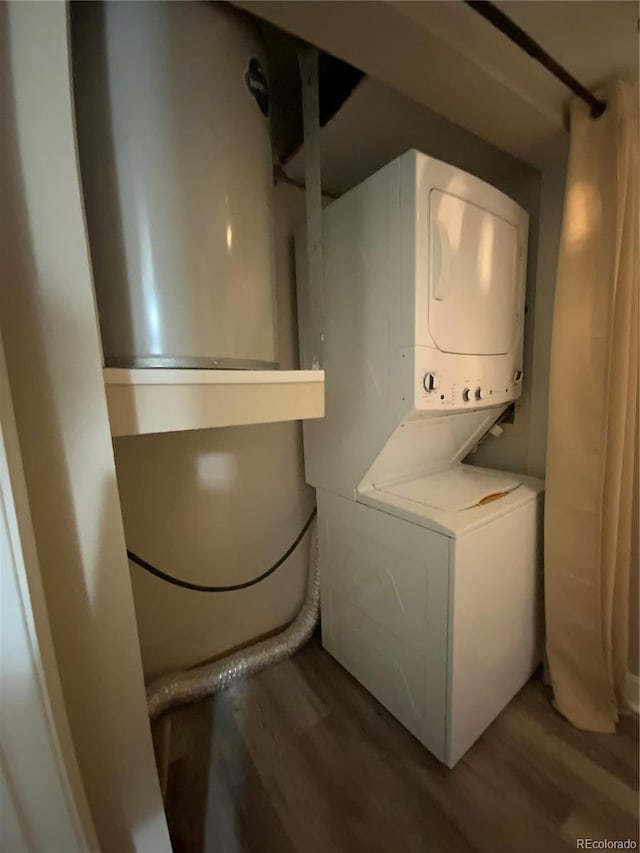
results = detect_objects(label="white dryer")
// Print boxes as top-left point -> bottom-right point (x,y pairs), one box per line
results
296,150 -> 543,767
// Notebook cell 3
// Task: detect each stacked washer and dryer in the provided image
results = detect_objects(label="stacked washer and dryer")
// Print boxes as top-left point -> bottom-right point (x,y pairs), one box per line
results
296,150 -> 544,767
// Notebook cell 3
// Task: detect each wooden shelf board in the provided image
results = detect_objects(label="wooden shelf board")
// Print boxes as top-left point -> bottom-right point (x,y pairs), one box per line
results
103,368 -> 325,436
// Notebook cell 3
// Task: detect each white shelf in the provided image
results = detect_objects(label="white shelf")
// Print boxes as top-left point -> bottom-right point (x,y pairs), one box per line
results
103,368 -> 325,436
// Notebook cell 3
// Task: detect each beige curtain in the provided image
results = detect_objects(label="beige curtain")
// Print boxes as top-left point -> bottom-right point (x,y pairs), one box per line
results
545,80 -> 639,732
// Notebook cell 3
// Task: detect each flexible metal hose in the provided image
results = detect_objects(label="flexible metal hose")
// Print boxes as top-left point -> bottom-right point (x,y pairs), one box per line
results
146,522 -> 319,719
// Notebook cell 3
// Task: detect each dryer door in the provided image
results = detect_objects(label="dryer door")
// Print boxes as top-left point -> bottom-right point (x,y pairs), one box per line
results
429,190 -> 522,355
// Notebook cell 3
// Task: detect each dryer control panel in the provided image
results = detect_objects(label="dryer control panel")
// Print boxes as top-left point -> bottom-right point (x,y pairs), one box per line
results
411,347 -> 522,413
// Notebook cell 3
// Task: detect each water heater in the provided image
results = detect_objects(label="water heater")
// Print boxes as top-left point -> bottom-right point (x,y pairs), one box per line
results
73,1 -> 277,369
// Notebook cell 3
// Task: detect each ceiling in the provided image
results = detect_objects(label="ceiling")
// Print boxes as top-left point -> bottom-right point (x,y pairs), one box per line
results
494,1 -> 638,89
234,0 -> 639,169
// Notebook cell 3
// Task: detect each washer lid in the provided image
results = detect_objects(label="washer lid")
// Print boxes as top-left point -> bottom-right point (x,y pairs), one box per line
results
382,465 -> 521,513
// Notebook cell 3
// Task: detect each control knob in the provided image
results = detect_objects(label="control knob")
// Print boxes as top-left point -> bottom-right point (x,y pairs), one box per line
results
462,388 -> 470,402
423,372 -> 437,393
475,387 -> 483,401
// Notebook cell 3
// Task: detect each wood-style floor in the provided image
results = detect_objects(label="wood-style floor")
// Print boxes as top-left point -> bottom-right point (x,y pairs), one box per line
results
155,637 -> 639,853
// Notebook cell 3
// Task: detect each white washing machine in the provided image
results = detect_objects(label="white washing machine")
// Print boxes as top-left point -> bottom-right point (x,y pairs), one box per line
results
296,150 -> 543,767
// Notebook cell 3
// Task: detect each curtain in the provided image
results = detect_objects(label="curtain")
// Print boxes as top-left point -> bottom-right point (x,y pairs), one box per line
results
545,80 -> 639,732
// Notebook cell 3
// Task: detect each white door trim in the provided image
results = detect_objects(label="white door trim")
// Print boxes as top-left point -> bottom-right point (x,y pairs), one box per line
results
0,335 -> 98,852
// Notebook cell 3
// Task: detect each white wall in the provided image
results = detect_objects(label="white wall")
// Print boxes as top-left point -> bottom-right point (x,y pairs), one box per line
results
469,159 -> 569,475
474,157 -> 568,477
468,166 -> 543,476
286,77 -> 534,196
0,4 -> 170,850
527,159 -> 568,477
114,184 -> 315,680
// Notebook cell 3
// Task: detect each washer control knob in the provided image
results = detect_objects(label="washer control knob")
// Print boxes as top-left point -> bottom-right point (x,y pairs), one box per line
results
513,369 -> 523,383
423,372 -> 437,393
462,388 -> 470,402
475,387 -> 483,401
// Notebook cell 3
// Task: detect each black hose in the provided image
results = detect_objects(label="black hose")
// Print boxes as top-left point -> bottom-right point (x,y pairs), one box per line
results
127,506 -> 317,593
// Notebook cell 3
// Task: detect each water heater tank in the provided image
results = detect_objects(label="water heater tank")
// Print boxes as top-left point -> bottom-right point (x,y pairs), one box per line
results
73,1 -> 277,369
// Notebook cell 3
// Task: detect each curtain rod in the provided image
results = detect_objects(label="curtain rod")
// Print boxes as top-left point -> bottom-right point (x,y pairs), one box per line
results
464,0 -> 607,118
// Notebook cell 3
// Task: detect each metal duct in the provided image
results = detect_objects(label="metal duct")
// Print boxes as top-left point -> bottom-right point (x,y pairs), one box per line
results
146,523 -> 319,719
